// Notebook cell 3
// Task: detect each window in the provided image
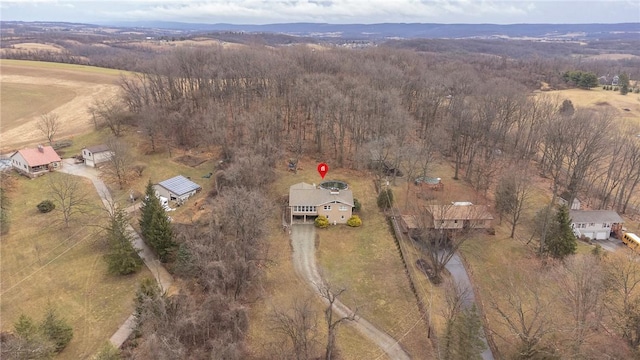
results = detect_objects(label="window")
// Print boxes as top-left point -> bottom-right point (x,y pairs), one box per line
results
604,223 -> 610,228
324,205 -> 331,210
339,206 -> 348,211
589,223 -> 595,227
341,215 -> 345,219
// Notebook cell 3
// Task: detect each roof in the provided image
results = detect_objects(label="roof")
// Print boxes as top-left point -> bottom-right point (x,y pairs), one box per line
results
426,204 -> 494,221
84,144 -> 110,153
156,175 -> 202,196
401,215 -> 419,230
11,146 -> 61,167
570,210 -> 624,224
289,182 -> 354,207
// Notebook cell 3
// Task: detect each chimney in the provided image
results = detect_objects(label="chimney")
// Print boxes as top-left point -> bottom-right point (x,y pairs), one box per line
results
38,145 -> 44,153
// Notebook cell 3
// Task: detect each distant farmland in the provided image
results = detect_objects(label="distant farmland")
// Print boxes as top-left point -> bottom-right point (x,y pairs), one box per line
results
0,60 -> 126,152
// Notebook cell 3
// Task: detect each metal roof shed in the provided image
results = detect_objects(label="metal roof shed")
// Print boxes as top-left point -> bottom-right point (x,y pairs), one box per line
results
154,175 -> 202,202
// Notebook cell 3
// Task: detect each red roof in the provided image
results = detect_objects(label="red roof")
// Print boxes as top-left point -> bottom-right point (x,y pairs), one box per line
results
14,146 -> 61,167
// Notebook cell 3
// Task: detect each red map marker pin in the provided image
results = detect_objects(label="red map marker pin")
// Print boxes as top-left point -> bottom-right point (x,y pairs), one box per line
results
317,162 -> 329,179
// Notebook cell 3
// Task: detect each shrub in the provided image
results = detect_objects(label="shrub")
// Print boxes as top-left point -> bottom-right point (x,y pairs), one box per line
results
353,198 -> 362,212
347,215 -> 362,227
37,200 -> 55,213
315,215 -> 329,228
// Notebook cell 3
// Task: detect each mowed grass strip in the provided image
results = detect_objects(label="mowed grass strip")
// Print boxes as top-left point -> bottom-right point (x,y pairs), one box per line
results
1,82 -> 77,132
0,172 -> 151,359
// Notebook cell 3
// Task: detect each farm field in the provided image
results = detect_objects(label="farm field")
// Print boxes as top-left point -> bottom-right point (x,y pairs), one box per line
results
0,59 -> 126,152
0,172 -> 151,359
543,86 -> 640,127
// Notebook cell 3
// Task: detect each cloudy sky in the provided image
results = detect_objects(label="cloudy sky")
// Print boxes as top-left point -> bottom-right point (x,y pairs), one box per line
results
2,0 -> 639,25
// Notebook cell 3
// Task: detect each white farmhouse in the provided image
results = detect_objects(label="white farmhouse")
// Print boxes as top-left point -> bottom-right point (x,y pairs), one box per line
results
10,145 -> 62,178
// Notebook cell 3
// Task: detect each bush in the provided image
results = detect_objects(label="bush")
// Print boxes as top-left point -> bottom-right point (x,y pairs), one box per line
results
347,215 -> 362,227
315,215 -> 329,228
353,198 -> 362,212
37,200 -> 55,213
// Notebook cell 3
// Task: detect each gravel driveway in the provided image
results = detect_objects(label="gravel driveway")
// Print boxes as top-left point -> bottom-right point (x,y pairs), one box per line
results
290,224 -> 411,360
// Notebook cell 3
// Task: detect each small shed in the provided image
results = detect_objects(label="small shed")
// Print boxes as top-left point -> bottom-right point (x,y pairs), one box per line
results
558,192 -> 581,210
153,175 -> 201,203
82,144 -> 113,167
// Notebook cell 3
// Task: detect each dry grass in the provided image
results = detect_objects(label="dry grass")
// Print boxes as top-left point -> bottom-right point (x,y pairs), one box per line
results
0,82 -> 77,132
265,160 -> 434,358
6,42 -> 65,52
540,87 -> 640,127
0,172 -> 151,359
0,60 -> 125,152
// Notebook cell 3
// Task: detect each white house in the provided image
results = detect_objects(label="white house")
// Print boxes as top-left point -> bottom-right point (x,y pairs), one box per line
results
289,182 -> 354,224
10,145 -> 62,178
82,144 -> 113,167
153,175 -> 201,204
570,210 -> 624,240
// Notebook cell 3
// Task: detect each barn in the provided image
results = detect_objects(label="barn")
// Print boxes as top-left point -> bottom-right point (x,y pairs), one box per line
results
153,175 -> 201,204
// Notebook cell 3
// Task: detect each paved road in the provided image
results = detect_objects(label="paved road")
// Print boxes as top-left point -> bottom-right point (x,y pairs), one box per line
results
591,236 -> 625,253
290,224 -> 411,360
445,254 -> 494,360
59,159 -> 174,348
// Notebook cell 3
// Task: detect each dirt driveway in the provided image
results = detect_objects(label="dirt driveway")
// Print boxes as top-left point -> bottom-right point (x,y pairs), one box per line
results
290,224 -> 410,360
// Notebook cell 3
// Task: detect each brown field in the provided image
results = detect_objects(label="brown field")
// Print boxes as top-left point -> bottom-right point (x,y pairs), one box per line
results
6,42 -> 65,52
0,60 -> 126,152
581,53 -> 640,61
541,86 -> 640,127
0,172 -> 151,359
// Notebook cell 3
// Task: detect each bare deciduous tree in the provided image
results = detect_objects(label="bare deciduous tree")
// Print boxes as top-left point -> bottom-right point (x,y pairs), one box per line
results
48,173 -> 88,227
495,165 -> 533,238
105,137 -> 132,190
269,298 -> 320,360
37,113 -> 60,145
317,283 -> 356,360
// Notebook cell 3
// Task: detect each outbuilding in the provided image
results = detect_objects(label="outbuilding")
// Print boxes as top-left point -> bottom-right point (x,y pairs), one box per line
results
153,175 -> 201,204
82,144 -> 113,167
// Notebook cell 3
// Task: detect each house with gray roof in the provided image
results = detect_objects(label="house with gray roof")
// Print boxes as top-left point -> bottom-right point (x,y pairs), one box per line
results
82,144 -> 113,167
289,182 -> 354,224
570,210 -> 624,240
153,175 -> 202,204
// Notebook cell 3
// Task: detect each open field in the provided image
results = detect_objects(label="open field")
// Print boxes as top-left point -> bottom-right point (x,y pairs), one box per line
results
0,60 -> 126,152
2,42 -> 65,53
0,172 -> 151,359
542,87 -> 640,127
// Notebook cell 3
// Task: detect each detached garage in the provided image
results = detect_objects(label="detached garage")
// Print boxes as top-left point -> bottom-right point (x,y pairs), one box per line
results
570,210 -> 624,240
153,175 -> 201,204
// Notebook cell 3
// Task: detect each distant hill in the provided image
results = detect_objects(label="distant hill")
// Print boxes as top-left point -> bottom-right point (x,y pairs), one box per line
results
105,21 -> 640,40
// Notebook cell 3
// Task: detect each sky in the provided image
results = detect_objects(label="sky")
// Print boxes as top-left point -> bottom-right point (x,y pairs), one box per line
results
1,0 -> 639,25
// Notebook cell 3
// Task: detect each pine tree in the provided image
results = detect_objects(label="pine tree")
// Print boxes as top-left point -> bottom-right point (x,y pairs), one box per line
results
14,314 -> 38,340
105,207 -> 142,275
377,188 -> 394,210
545,205 -> 577,260
449,306 -> 486,360
619,73 -> 630,95
39,305 -> 73,353
139,180 -> 174,262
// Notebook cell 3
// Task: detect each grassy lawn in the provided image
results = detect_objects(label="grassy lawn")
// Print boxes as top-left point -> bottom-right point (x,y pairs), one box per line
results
0,82 -> 77,132
0,172 -> 151,359
267,161 -> 433,358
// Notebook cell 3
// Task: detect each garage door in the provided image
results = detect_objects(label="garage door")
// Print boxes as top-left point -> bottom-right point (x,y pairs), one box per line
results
594,231 -> 609,240
582,232 -> 594,239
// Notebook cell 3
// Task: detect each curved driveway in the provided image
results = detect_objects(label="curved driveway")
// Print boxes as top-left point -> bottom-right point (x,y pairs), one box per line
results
59,159 -> 173,347
291,224 -> 411,360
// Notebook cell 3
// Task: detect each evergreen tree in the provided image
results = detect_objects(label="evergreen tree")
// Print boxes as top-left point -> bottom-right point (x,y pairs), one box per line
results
377,188 -> 394,210
105,207 -> 142,275
14,314 -> 38,341
139,180 -> 174,262
39,305 -> 73,353
619,73 -> 630,95
0,186 -> 9,234
449,306 -> 486,360
545,205 -> 577,260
